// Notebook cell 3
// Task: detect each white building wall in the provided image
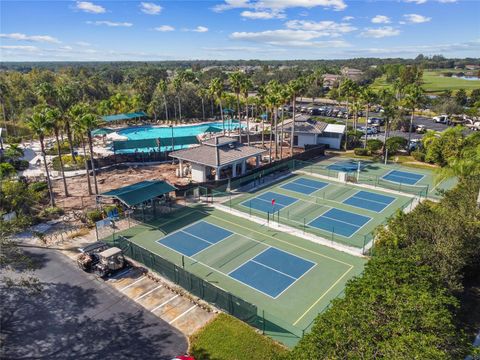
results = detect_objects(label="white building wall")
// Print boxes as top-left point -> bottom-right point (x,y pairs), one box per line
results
297,134 -> 316,148
317,136 -> 342,149
191,163 -> 207,182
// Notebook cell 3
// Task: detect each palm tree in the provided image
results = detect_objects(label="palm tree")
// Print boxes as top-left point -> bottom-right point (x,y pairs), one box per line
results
240,77 -> 253,145
378,89 -> 397,162
79,112 -> 101,194
279,85 -> 292,160
266,81 -> 282,162
360,87 -> 377,149
70,103 -> 92,195
57,82 -> 78,162
157,80 -> 169,122
197,87 -> 207,122
26,106 -> 55,207
47,107 -> 69,197
339,79 -> 357,150
287,78 -> 304,155
228,72 -> 244,137
0,81 -> 10,137
173,73 -> 183,120
209,78 -> 225,134
256,85 -> 268,148
403,84 -> 425,154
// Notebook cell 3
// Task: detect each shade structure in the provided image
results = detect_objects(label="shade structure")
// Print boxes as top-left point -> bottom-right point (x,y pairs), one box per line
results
91,128 -> 114,136
99,180 -> 177,207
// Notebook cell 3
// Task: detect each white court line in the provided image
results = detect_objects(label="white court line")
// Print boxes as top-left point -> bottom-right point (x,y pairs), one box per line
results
134,285 -> 162,301
169,304 -> 197,324
251,260 -> 297,280
119,276 -> 147,292
151,294 -> 180,313
308,209 -> 373,239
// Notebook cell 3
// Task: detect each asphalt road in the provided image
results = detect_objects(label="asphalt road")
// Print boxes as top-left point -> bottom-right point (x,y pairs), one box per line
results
1,245 -> 188,360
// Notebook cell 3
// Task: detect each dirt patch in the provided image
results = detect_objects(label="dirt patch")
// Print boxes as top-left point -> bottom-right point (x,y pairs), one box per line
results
52,163 -> 191,212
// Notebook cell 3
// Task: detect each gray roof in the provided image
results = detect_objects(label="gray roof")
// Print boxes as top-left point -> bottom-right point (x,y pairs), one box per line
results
170,142 -> 266,167
280,115 -> 328,134
202,136 -> 237,147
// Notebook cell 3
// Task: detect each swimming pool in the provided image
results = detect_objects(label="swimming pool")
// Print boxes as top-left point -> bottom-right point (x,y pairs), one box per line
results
113,120 -> 243,153
117,121 -> 242,140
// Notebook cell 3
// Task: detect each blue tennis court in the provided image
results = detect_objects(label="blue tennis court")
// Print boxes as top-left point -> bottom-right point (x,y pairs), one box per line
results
157,221 -> 233,256
240,191 -> 297,214
343,190 -> 396,212
229,247 -> 315,298
309,208 -> 371,237
327,160 -> 366,172
382,170 -> 424,185
280,177 -> 329,195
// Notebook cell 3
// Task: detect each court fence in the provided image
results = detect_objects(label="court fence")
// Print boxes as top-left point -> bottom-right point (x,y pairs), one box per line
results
108,233 -> 318,344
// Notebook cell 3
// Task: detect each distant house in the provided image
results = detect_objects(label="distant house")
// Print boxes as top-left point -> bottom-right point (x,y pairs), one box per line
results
323,74 -> 341,87
341,67 -> 364,81
465,64 -> 480,71
279,115 -> 345,150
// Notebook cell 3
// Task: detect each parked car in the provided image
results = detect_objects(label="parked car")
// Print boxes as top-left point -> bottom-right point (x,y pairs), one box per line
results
433,115 -> 450,124
416,124 -> 427,134
408,139 -> 422,151
367,117 -> 385,126
358,126 -> 378,135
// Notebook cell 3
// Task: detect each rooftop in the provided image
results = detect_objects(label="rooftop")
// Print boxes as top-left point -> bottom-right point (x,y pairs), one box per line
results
169,139 -> 266,167
100,180 -> 176,207
280,115 -> 329,134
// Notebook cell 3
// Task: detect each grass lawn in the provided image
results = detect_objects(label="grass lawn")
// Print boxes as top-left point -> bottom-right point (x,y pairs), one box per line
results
190,314 -> 288,360
372,70 -> 480,95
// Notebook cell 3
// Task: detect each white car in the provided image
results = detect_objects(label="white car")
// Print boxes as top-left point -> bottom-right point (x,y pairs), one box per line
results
359,126 -> 378,135
433,115 -> 449,124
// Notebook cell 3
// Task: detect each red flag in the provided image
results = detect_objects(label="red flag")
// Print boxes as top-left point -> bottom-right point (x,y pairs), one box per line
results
271,199 -> 276,206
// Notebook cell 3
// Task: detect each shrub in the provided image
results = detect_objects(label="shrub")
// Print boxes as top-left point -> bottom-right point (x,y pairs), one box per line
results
103,204 -> 122,217
0,162 -> 16,178
12,159 -> 29,171
86,209 -> 103,225
411,151 -> 426,162
6,136 -> 21,145
354,148 -> 370,156
45,141 -> 71,155
39,206 -> 64,220
366,139 -> 383,152
52,154 -> 86,171
385,136 -> 407,155
29,181 -> 48,192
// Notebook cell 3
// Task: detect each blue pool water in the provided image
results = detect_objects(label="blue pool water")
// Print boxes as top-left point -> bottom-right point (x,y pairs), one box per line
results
118,121 -> 242,140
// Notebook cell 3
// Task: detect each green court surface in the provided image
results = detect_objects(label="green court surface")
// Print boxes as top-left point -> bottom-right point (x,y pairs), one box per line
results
106,205 -> 365,347
227,174 -> 412,250
294,156 -> 457,200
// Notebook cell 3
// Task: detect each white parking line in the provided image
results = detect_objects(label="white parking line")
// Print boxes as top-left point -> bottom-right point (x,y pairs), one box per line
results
151,294 -> 180,313
119,276 -> 146,292
169,305 -> 197,324
134,285 -> 162,301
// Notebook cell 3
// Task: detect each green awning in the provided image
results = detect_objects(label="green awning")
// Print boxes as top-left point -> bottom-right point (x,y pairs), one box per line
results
100,180 -> 176,207
204,126 -> 223,133
113,136 -> 199,152
91,128 -> 114,136
102,112 -> 148,122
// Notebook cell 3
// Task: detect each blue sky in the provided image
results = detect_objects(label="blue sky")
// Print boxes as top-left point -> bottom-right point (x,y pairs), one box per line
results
1,0 -> 479,61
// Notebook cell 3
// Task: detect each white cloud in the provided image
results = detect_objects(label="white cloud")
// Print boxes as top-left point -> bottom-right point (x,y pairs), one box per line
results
342,16 -> 354,21
371,15 -> 391,24
0,32 -> 60,43
154,25 -> 175,32
193,26 -> 209,33
140,2 -> 162,15
203,46 -> 287,53
213,0 -> 347,13
437,0 -> 457,2
403,0 -> 427,4
403,13 -> 431,23
87,21 -> 133,27
0,45 -> 39,51
241,10 -> 285,19
230,29 -> 350,47
360,26 -> 400,38
285,20 -> 356,36
76,1 -> 105,14
76,41 -> 91,46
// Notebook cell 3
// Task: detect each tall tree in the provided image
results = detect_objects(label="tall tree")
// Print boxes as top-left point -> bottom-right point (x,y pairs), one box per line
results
228,72 -> 244,137
69,103 -> 93,195
47,107 -> 69,197
240,76 -> 253,145
209,78 -> 225,134
287,78 -> 304,155
266,81 -> 282,162
79,113 -> 101,194
360,87 -> 377,149
26,106 -> 55,207
403,84 -> 425,154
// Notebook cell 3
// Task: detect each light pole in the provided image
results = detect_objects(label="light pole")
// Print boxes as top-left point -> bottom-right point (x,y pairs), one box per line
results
169,125 -> 174,165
